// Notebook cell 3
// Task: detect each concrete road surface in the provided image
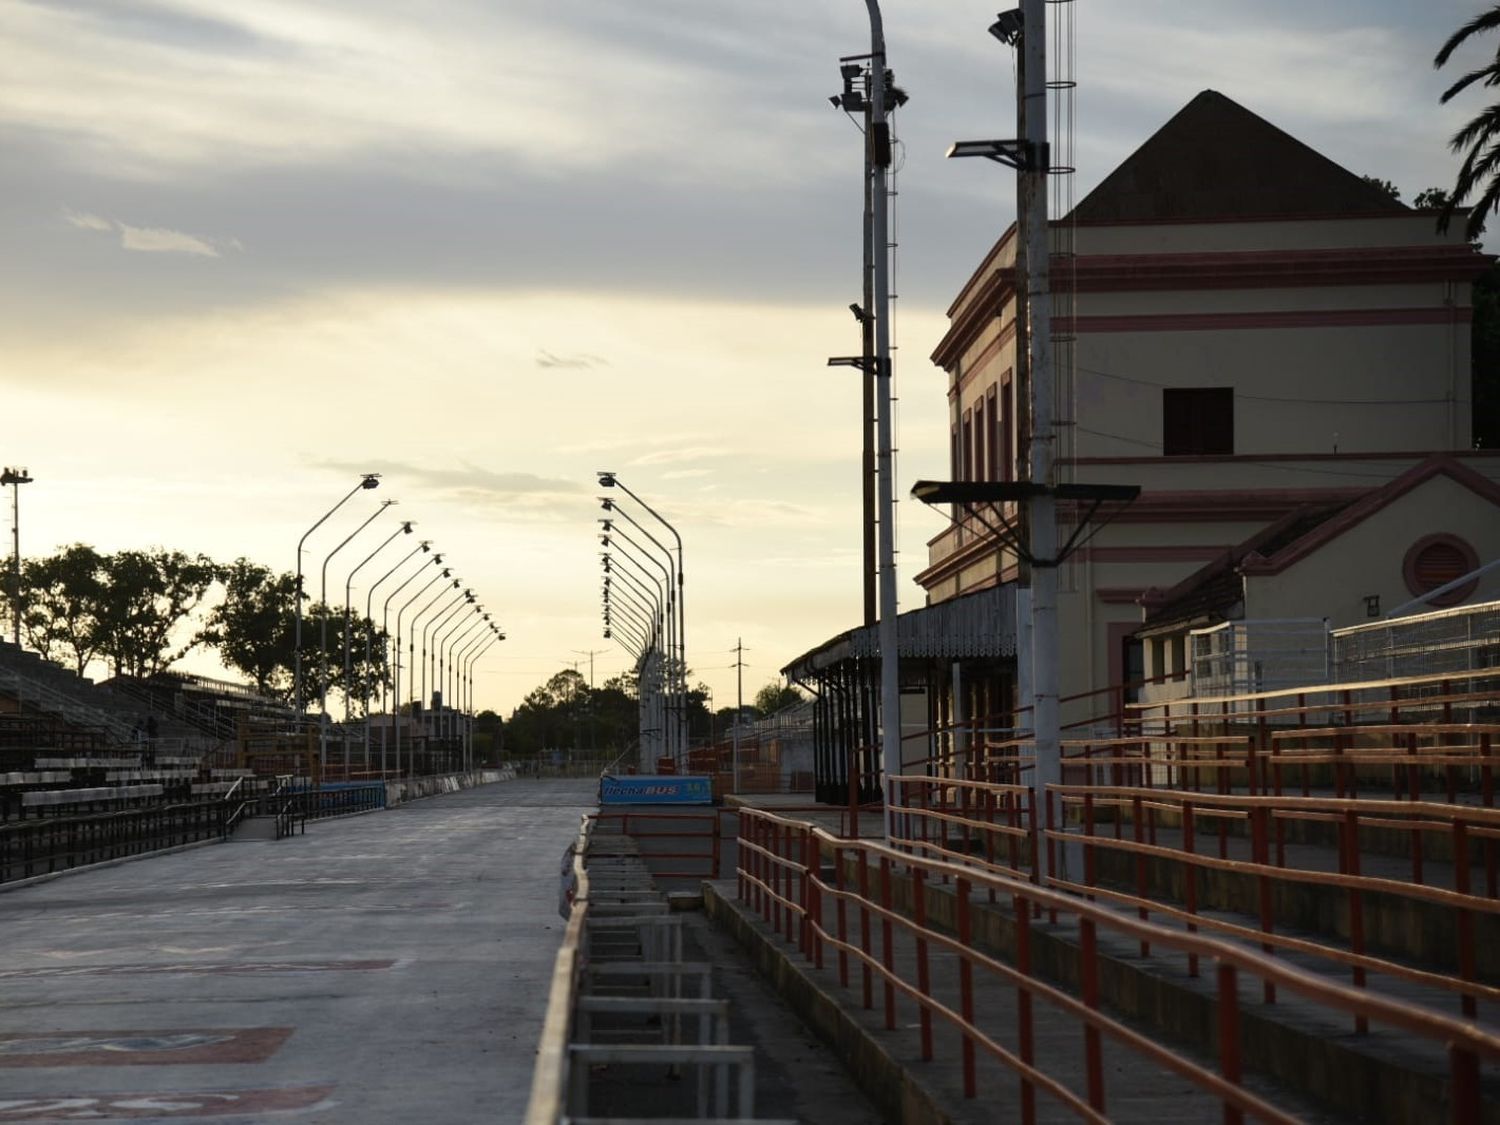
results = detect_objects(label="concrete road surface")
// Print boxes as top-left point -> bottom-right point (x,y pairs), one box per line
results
0,779 -> 596,1123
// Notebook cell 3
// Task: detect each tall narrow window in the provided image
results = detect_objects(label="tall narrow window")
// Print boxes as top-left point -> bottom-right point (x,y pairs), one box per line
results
986,386 -> 999,480
1163,388 -> 1234,455
974,397 -> 987,482
1002,379 -> 1015,481
962,409 -> 974,482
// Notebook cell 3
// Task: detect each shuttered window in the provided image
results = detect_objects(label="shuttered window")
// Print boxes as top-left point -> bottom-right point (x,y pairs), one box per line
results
1163,388 -> 1234,456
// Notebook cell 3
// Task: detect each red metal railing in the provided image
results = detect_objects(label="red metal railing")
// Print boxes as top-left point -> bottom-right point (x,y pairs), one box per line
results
736,806 -> 1500,1123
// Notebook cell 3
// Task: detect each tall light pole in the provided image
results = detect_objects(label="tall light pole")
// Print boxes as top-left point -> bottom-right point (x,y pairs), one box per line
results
449,613 -> 489,748
597,473 -> 686,764
295,473 -> 379,714
318,499 -> 395,772
464,630 -> 502,771
412,579 -> 463,766
423,586 -> 469,717
2,467 -> 33,647
434,597 -> 477,742
367,540 -> 431,772
598,492 -> 683,762
344,520 -> 413,724
393,563 -> 449,776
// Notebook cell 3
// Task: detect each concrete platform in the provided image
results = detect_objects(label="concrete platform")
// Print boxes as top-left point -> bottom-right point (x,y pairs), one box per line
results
0,777 -> 595,1123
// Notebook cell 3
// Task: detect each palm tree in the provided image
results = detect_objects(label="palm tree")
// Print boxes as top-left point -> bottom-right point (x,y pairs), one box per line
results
1435,5 -> 1500,240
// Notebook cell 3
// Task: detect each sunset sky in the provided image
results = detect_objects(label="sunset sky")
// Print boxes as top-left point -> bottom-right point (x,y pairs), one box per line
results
0,0 -> 1487,714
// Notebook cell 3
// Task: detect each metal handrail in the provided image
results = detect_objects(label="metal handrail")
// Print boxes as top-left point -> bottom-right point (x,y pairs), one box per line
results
525,813 -> 594,1124
739,806 -> 1500,1122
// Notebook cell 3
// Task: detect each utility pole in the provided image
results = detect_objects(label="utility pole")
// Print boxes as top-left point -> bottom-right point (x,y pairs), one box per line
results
733,638 -> 746,795
572,648 -> 604,752
1019,0 -> 1061,885
2,468 -> 33,647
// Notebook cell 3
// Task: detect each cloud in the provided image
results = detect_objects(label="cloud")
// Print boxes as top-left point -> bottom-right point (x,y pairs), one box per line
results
661,468 -> 713,480
629,446 -> 732,467
317,459 -> 584,518
535,350 -> 607,370
60,206 -> 236,257
117,222 -> 222,256
62,207 -> 111,231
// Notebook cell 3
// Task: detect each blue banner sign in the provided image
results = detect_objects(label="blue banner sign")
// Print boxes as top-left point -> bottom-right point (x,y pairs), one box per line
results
599,774 -> 713,806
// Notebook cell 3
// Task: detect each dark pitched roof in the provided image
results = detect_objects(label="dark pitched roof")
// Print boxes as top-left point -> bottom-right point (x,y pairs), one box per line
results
1069,90 -> 1410,224
1139,501 -> 1353,633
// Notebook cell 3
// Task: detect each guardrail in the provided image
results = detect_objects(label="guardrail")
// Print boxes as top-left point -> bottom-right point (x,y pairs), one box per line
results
526,814 -> 593,1124
738,806 -> 1500,1123
0,797 -> 227,885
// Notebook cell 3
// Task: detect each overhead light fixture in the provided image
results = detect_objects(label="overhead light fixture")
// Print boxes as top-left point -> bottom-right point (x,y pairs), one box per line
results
990,9 -> 1024,45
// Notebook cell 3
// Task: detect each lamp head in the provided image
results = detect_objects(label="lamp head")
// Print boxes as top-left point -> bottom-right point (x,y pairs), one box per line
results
360,474 -> 381,490
597,471 -> 617,488
598,497 -> 614,512
418,540 -> 431,551
990,9 -> 1024,45
433,554 -> 444,564
440,568 -> 451,577
598,517 -> 612,531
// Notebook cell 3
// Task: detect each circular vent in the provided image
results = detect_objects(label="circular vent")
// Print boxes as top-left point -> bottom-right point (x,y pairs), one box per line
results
1402,535 -> 1479,607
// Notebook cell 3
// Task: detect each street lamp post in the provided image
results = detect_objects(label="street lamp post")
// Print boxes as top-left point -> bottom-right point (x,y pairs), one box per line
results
366,539 -> 430,772
610,586 -> 664,764
434,599 -> 478,746
412,580 -> 462,767
318,499 -> 395,772
450,616 -> 490,754
393,565 -> 450,776
464,631 -> 503,770
423,587 -> 470,717
295,474 -> 379,714
597,473 -> 686,767
598,506 -> 679,761
449,612 -> 490,743
344,520 -> 413,726
2,467 -> 34,647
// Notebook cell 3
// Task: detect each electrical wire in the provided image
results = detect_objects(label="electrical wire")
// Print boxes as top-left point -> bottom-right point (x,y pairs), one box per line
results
1075,362 -> 1451,406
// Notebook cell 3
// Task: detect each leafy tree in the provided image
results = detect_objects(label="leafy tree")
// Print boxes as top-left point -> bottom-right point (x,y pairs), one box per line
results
753,681 -> 806,716
1435,7 -> 1500,240
20,544 -> 107,675
298,601 -> 391,716
1360,175 -> 1402,202
92,549 -> 219,679
201,559 -> 297,698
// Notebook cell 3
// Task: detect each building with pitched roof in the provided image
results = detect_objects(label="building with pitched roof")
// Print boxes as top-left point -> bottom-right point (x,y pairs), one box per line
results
915,87 -> 1497,728
791,89 -> 1499,800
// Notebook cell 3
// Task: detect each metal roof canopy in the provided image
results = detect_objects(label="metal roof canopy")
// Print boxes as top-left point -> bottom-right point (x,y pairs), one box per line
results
782,582 -> 1018,680
911,480 -> 1140,568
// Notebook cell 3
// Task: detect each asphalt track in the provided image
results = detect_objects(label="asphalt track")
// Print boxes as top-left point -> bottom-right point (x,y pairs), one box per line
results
0,779 -> 596,1124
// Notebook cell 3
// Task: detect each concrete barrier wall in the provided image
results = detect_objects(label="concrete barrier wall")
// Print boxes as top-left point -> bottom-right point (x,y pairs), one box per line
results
385,766 -> 516,808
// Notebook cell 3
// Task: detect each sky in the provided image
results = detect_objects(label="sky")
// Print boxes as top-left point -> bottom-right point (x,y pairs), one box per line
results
0,0 -> 1490,715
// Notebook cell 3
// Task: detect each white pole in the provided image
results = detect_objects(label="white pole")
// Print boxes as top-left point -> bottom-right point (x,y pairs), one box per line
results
863,0 -> 901,841
1020,0 -> 1061,885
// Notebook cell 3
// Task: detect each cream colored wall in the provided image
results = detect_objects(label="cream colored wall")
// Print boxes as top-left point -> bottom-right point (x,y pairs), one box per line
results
1073,319 -> 1470,456
1243,476 -> 1500,629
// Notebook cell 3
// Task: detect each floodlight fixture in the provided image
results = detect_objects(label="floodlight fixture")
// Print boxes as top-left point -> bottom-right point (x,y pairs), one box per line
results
597,471 -> 617,488
990,9 -> 1024,45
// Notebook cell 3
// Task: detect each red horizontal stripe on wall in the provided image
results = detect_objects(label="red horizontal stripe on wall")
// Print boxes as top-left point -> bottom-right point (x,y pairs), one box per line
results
1067,307 -> 1471,334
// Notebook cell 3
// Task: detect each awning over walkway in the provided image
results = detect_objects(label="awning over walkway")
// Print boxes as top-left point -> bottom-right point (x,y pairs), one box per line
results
782,583 -> 1018,680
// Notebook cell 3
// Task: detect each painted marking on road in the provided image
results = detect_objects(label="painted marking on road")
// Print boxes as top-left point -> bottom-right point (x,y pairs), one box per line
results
0,959 -> 394,981
0,1028 -> 292,1067
0,1084 -> 335,1119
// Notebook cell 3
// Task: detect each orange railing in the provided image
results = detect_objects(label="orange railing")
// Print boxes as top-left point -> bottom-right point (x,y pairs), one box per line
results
736,806 -> 1500,1123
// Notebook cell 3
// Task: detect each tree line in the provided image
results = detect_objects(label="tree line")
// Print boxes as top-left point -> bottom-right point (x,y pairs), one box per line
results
13,545 -> 385,704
